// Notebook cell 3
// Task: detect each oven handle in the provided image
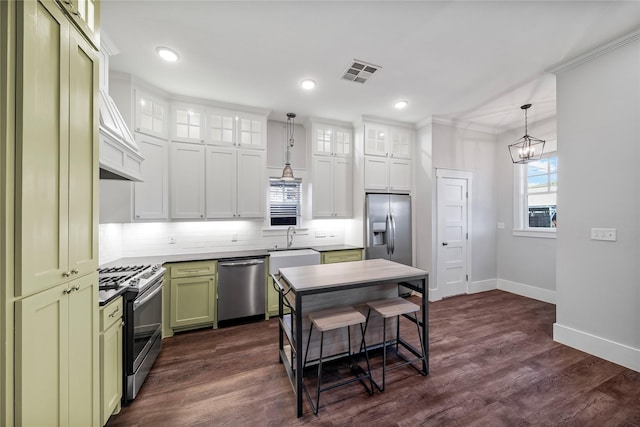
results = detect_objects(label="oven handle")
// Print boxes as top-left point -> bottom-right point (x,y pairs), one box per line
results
133,281 -> 163,310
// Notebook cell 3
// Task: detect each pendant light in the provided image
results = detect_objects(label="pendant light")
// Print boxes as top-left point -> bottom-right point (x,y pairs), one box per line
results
280,112 -> 296,181
508,104 -> 545,164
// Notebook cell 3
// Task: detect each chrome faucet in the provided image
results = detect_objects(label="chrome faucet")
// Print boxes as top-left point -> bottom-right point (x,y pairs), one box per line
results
286,226 -> 296,249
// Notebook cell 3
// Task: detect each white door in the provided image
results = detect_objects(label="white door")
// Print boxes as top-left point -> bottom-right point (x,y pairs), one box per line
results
312,156 -> 334,217
205,147 -> 236,218
134,135 -> 169,220
332,158 -> 353,217
436,173 -> 469,298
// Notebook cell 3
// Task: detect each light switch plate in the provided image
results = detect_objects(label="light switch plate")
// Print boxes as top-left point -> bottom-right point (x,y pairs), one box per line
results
168,235 -> 176,244
591,228 -> 617,241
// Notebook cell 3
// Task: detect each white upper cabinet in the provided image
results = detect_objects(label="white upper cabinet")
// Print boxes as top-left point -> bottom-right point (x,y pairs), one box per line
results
311,123 -> 353,157
170,142 -> 206,219
205,147 -> 265,219
135,89 -> 168,139
363,121 -> 414,192
389,126 -> 412,159
237,112 -> 266,150
171,103 -> 205,144
206,108 -> 236,147
312,157 -> 353,218
134,134 -> 169,220
364,123 -> 389,157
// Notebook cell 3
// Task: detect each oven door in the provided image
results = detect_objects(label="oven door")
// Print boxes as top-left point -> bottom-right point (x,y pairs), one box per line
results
132,277 -> 163,373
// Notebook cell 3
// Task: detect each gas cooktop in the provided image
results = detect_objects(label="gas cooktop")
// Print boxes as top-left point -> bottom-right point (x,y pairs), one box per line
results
98,264 -> 165,305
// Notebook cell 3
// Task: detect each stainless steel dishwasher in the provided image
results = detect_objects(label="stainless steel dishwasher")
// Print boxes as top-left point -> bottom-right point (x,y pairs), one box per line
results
217,257 -> 266,322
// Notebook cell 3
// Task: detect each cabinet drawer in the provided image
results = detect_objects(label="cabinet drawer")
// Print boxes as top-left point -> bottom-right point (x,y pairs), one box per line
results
321,250 -> 363,264
169,260 -> 217,279
100,297 -> 123,332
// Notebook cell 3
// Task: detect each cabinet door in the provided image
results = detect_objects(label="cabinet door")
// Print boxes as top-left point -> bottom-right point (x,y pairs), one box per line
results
135,89 -> 168,139
207,108 -> 236,146
390,126 -> 412,159
15,282 -> 70,426
334,128 -> 352,158
68,27 -> 99,278
364,156 -> 389,191
56,0 -> 100,50
172,104 -> 204,143
170,142 -> 205,219
313,125 -> 333,156
67,273 -> 99,427
100,318 -> 122,426
322,249 -> 363,264
170,275 -> 216,328
333,158 -> 353,217
389,158 -> 411,192
237,149 -> 265,218
205,147 -> 237,218
364,124 -> 389,157
237,113 -> 265,149
15,0 -> 70,295
312,156 -> 334,218
134,134 -> 169,220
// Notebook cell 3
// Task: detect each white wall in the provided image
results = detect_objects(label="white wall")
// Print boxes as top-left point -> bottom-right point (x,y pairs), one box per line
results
495,116 -> 557,301
553,37 -> 640,372
414,121 -> 435,296
431,122 -> 498,291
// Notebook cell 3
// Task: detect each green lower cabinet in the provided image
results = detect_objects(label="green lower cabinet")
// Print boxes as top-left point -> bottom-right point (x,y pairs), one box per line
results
170,275 -> 216,329
267,275 -> 278,316
15,274 -> 99,427
321,249 -> 363,264
100,297 -> 123,426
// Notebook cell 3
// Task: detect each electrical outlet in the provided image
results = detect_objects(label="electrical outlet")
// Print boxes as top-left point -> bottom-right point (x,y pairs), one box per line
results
315,230 -> 326,238
231,233 -> 238,242
497,222 -> 505,230
591,228 -> 617,241
169,235 -> 176,244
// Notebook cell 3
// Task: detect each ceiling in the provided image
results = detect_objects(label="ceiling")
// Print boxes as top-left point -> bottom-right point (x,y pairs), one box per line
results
102,1 -> 640,131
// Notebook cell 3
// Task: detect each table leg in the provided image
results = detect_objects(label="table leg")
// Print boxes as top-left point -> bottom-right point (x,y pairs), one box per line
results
295,292 -> 303,417
421,277 -> 429,374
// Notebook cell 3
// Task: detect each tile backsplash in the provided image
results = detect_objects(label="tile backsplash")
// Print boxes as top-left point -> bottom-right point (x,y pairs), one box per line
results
99,219 -> 351,265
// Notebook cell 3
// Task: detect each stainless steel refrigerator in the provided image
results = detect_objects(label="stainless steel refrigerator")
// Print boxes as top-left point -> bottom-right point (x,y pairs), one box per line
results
365,193 -> 412,266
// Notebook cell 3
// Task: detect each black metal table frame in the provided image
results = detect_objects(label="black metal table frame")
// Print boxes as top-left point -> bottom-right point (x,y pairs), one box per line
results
273,273 -> 429,417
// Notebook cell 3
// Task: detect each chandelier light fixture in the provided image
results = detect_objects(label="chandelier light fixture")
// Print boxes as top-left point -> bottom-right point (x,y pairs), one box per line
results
508,104 -> 545,164
280,112 -> 296,181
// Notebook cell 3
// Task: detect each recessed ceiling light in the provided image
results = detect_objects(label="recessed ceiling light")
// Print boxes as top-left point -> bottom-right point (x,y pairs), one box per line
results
156,47 -> 179,62
300,79 -> 316,90
394,100 -> 409,110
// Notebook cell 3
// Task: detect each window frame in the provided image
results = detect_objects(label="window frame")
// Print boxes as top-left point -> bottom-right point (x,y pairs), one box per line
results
268,178 -> 302,228
513,150 -> 557,238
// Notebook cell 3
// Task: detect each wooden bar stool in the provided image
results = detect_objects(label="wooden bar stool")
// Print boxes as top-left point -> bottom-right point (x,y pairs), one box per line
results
365,297 -> 426,391
303,306 -> 374,415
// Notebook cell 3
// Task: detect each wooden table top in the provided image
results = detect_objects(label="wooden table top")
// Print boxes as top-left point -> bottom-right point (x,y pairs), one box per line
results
279,258 -> 428,293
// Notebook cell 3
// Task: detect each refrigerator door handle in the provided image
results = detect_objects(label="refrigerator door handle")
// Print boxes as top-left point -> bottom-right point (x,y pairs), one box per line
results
390,212 -> 397,254
385,212 -> 392,255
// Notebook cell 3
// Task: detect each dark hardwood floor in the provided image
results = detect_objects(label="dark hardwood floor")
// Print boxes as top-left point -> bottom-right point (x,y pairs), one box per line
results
106,290 -> 640,426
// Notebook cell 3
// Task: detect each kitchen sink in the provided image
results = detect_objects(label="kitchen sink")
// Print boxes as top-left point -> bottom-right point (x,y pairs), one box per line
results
268,249 -> 320,275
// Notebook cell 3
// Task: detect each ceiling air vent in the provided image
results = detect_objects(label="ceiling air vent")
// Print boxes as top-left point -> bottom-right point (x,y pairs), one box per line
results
340,60 -> 381,84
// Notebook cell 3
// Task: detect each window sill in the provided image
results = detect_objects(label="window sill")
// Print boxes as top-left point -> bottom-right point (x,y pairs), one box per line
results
512,229 -> 556,239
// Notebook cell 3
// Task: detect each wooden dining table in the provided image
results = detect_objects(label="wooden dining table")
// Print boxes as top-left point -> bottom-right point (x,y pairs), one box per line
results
273,258 -> 429,417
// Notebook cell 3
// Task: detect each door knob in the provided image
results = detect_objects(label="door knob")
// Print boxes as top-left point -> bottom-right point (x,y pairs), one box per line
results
442,242 -> 448,246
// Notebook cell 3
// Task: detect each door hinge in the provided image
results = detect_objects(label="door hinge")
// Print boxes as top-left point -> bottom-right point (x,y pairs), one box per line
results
466,274 -> 468,282
465,191 -> 468,199
466,232 -> 468,240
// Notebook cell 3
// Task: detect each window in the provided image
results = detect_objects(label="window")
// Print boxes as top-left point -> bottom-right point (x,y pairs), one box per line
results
514,151 -> 557,234
269,179 -> 302,227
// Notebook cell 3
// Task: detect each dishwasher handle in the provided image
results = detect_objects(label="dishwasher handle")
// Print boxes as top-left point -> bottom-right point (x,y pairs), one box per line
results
219,259 -> 265,267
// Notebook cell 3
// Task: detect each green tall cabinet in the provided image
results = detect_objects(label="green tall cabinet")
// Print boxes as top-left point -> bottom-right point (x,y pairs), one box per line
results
10,0 -> 100,425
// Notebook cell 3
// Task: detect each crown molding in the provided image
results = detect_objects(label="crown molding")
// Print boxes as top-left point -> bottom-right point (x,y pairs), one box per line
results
100,31 -> 120,57
547,28 -> 640,75
360,114 -> 415,129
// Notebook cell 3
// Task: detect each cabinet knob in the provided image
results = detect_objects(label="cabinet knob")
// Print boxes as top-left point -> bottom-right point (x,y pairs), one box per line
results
63,288 -> 72,295
200,214 -> 204,218
62,271 -> 71,278
71,269 -> 79,275
135,215 -> 140,219
108,306 -> 120,318
72,285 -> 80,291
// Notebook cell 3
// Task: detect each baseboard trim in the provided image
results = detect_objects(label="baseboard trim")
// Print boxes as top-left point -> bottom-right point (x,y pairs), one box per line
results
553,323 -> 640,372
497,279 -> 556,304
468,278 -> 497,294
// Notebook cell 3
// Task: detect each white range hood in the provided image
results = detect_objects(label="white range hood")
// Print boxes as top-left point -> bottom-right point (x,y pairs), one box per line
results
98,33 -> 143,181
